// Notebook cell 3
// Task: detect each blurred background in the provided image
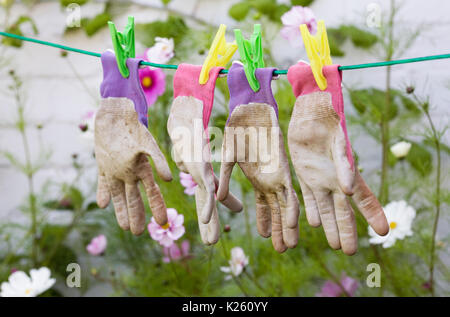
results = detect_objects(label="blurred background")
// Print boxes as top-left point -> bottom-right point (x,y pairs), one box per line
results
0,0 -> 449,297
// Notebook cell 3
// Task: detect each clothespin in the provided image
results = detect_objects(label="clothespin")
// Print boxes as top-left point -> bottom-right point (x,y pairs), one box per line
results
300,20 -> 332,90
199,24 -> 237,84
108,16 -> 136,78
234,24 -> 265,92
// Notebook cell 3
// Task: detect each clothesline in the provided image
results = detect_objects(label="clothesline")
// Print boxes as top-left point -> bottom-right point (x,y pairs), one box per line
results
2,31 -> 450,74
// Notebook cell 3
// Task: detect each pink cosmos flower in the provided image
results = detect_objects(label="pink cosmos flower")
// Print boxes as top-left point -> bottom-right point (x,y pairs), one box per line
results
163,240 -> 190,263
86,234 -> 107,256
148,208 -> 185,247
280,6 -> 317,48
317,273 -> 358,297
138,66 -> 166,107
179,172 -> 197,196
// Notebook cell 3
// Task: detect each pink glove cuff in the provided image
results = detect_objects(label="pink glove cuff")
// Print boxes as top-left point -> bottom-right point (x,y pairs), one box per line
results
287,62 -> 354,170
173,64 -> 223,130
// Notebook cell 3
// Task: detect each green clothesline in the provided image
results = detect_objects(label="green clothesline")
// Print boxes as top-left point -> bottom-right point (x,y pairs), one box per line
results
1,31 -> 450,74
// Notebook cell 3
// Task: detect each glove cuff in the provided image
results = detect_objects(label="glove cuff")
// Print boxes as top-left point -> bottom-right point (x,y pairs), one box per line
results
99,97 -> 137,117
100,50 -> 149,127
227,62 -> 278,118
173,63 -> 223,130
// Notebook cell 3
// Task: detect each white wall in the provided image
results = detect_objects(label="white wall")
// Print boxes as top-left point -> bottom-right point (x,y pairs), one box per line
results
1,0 -> 449,223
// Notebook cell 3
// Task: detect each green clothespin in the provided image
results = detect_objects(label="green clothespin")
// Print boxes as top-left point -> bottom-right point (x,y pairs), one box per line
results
234,24 -> 265,92
108,16 -> 136,78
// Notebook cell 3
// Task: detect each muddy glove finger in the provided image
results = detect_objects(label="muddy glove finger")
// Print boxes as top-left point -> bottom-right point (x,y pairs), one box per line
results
136,155 -> 168,226
125,182 -> 146,235
333,190 -> 357,255
298,177 -> 321,227
266,193 -> 288,253
352,170 -> 389,236
214,174 -> 243,212
276,188 -> 299,249
97,174 -> 111,208
255,190 -> 271,238
106,176 -> 130,231
314,190 -> 341,250
195,185 -> 220,245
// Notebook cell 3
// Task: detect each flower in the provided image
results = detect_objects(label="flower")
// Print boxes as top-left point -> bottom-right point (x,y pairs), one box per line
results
179,172 -> 197,196
138,66 -> 166,106
280,6 -> 317,48
148,208 -> 185,247
220,247 -> 249,280
78,110 -> 96,143
163,240 -> 190,263
145,37 -> 174,65
390,141 -> 412,159
0,267 -> 55,297
86,234 -> 107,256
317,273 -> 358,297
369,200 -> 416,248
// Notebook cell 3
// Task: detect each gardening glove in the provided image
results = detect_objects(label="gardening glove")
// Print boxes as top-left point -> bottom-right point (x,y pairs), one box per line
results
169,64 -> 243,245
287,61 -> 389,255
217,62 -> 300,253
95,51 -> 172,235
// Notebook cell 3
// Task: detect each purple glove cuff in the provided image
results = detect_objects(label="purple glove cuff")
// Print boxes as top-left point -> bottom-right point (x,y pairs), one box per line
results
100,50 -> 149,127
227,62 -> 278,118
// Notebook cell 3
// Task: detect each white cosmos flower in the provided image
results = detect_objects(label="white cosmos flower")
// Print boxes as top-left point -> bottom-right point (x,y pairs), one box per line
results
390,141 -> 412,159
369,200 -> 416,248
220,247 -> 249,280
146,37 -> 174,65
1,267 -> 56,297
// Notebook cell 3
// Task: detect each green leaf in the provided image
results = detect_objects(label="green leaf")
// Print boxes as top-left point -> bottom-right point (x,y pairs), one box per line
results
290,0 -> 315,6
39,225 -> 77,277
327,28 -> 347,57
228,2 -> 252,21
135,16 -> 187,47
339,25 -> 378,49
83,12 -> 111,37
60,0 -> 88,6
251,0 -> 277,14
1,15 -> 39,48
160,0 -> 172,5
86,201 -> 100,211
269,4 -> 290,22
349,88 -> 398,122
405,142 -> 433,176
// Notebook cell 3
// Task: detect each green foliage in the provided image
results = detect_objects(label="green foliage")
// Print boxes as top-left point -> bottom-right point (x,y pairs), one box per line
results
39,225 -> 78,277
290,0 -> 315,6
228,0 -> 290,22
135,16 -> 187,47
405,142 -> 433,176
229,2 -> 252,21
328,25 -> 378,57
1,15 -> 38,47
82,12 -> 112,37
60,0 -> 88,6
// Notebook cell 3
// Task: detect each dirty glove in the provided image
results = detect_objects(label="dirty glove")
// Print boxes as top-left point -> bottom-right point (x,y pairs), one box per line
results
287,61 -> 389,255
95,51 -> 172,235
169,64 -> 243,245
217,62 -> 300,253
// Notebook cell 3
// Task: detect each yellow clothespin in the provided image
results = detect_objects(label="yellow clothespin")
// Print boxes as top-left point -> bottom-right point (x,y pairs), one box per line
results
199,24 -> 237,84
300,20 -> 332,90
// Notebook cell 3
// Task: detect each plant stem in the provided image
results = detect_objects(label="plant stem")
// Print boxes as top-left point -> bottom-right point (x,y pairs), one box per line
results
424,110 -> 441,297
11,72 -> 39,267
22,131 -> 39,267
379,0 -> 396,205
